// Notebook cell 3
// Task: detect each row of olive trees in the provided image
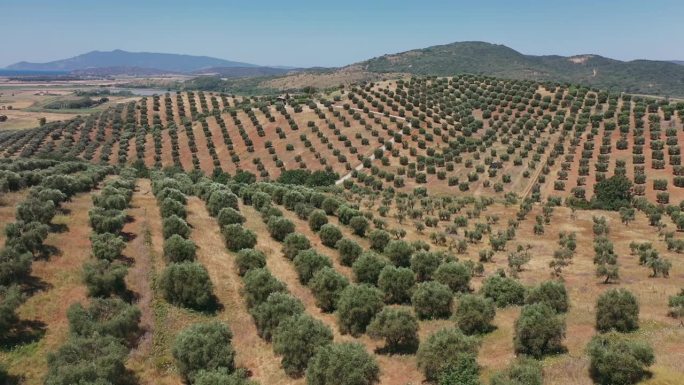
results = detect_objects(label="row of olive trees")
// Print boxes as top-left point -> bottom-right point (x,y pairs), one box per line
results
46,168 -> 142,385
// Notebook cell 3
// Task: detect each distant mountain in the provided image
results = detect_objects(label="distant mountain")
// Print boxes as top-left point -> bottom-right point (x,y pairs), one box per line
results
6,50 -> 259,73
70,66 -> 181,76
356,41 -> 684,96
193,66 -> 297,78
671,60 -> 684,66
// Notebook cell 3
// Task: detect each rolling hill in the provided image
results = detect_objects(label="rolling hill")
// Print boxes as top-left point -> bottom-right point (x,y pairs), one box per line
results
6,49 -> 259,73
356,41 -> 684,96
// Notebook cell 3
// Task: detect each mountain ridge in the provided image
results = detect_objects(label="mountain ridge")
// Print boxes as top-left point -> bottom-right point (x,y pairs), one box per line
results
6,49 -> 260,73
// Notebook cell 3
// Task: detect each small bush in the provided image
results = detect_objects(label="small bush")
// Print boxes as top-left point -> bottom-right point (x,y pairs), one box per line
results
337,284 -> 384,336
242,268 -> 287,308
480,275 -> 525,307
282,232 -> 311,260
82,259 -> 128,298
525,280 -> 568,313
309,267 -> 349,312
235,248 -> 266,276
159,262 -> 214,310
273,313 -> 334,377
352,252 -> 388,285
67,297 -> 141,343
336,238 -> 363,266
163,234 -> 197,263
293,250 -> 333,285
587,332 -> 654,385
45,335 -> 128,385
513,303 -> 566,358
453,294 -> 496,335
367,307 -> 418,352
417,328 -> 479,382
306,342 -> 380,385
596,288 -> 639,332
223,224 -> 257,251
172,321 -> 235,381
319,224 -> 343,247
490,358 -> 543,385
412,281 -> 453,319
250,292 -> 304,341
377,265 -> 415,304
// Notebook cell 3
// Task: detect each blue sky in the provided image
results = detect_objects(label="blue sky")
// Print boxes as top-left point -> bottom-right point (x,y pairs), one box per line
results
2,0 -> 683,68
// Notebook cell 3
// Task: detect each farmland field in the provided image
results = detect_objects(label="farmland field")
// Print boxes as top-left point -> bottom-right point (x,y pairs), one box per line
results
1,75 -> 683,385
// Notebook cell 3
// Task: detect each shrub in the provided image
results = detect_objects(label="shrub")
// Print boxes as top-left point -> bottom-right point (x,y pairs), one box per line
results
349,216 -> 370,237
412,281 -> 453,319
434,262 -> 472,293
592,174 -> 633,210
587,332 -> 654,385
282,232 -> 311,260
172,321 -> 235,381
336,238 -> 363,266
306,342 -> 380,385
417,328 -> 479,382
159,262 -> 214,310
17,197 -> 56,224
67,298 -> 141,343
163,234 -> 197,263
223,224 -> 257,251
319,224 -> 343,248
489,358 -> 543,385
217,207 -> 245,227
309,209 -> 329,232
436,353 -> 480,385
410,251 -> 441,281
453,294 -> 496,335
273,313 -> 334,377
235,248 -> 266,276
162,215 -> 190,239
384,240 -> 414,267
0,247 -> 32,285
90,232 -> 126,261
337,284 -> 384,336
377,265 -> 415,304
82,259 -> 128,298
0,285 -> 23,339
480,275 -> 525,307
309,267 -> 349,312
513,303 -> 566,358
368,229 -> 391,252
207,190 -> 239,216
193,370 -> 257,385
525,280 -> 568,313
89,207 -> 125,234
242,268 -> 287,308
352,252 -> 388,285
160,197 -> 186,219
250,292 -> 304,341
293,250 -> 333,285
367,307 -> 419,352
45,335 -> 128,385
596,288 -> 639,332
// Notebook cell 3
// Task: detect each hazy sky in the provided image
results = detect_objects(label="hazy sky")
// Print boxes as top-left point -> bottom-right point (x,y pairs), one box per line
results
2,0 -> 683,68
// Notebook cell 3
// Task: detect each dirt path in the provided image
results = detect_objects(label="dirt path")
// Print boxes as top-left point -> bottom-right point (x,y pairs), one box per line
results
123,179 -> 182,385
0,192 -> 93,384
185,197 -> 301,385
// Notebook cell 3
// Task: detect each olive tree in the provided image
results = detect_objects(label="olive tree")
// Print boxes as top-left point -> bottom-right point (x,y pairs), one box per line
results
223,224 -> 257,251
306,342 -> 380,385
273,313 -> 333,377
235,248 -> 266,276
587,332 -> 654,385
367,307 -> 419,353
352,252 -> 388,285
251,292 -> 304,341
453,294 -> 496,335
417,328 -> 479,382
377,265 -> 415,304
337,284 -> 384,336
282,233 -> 311,260
163,234 -> 197,263
309,267 -> 349,312
412,281 -> 453,319
596,288 -> 639,332
513,303 -> 566,358
172,321 -> 235,381
159,262 -> 214,311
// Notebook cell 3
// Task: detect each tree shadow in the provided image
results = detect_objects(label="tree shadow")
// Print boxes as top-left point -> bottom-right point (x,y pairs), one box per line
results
49,223 -> 69,233
374,341 -> 419,355
125,215 -> 136,224
21,275 -> 53,296
58,207 -> 71,216
34,245 -> 62,261
0,319 -> 47,351
121,232 -> 137,242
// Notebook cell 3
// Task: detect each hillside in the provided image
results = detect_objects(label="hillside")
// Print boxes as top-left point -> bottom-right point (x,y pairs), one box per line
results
357,41 -> 684,96
6,49 -> 259,73
1,76 -> 684,385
